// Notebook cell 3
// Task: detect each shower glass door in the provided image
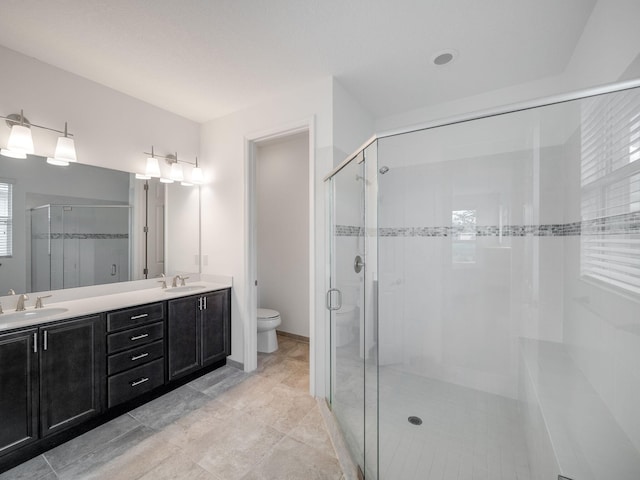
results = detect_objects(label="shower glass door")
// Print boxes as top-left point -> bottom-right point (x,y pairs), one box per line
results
328,146 -> 378,479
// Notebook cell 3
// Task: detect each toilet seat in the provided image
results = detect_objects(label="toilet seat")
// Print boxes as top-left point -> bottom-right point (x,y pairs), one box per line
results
258,308 -> 280,319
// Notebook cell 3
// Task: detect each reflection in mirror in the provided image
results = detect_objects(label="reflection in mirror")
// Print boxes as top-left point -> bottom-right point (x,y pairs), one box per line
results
0,154 -> 176,294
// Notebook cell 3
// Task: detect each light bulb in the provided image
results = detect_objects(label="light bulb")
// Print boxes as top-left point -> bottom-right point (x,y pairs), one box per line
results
170,163 -> 184,182
53,136 -> 77,163
146,157 -> 161,178
191,166 -> 205,184
7,124 -> 34,155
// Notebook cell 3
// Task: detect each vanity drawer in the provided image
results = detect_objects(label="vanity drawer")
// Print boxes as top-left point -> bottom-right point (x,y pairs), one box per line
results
108,359 -> 164,408
107,321 -> 164,354
107,303 -> 164,332
107,340 -> 164,376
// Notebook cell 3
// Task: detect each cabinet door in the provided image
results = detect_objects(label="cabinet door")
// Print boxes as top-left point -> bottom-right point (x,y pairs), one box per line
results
40,316 -> 104,437
201,289 -> 231,367
0,329 -> 38,456
168,296 -> 200,381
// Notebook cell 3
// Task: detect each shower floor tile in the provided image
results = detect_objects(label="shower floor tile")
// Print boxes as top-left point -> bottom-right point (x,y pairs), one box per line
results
378,368 -> 531,480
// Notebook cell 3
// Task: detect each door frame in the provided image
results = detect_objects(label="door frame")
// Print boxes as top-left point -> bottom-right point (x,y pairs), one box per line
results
244,117 -> 316,395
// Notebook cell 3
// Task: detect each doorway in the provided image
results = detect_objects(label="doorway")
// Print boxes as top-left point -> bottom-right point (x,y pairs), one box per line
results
245,119 -> 315,394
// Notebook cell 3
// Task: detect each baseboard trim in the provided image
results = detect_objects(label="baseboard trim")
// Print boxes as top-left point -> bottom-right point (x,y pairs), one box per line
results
276,330 -> 309,344
226,358 -> 244,370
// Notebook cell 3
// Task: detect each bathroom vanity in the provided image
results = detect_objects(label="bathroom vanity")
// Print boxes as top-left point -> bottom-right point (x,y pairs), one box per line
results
0,282 -> 231,473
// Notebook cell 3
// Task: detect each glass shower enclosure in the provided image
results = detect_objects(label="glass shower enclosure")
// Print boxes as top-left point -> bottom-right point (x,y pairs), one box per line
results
327,81 -> 640,479
31,204 -> 131,292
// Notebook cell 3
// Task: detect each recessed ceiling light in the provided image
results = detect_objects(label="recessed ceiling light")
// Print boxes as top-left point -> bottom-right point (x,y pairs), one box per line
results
432,49 -> 458,66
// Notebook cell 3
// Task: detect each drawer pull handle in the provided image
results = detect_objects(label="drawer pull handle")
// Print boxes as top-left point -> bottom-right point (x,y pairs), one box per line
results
130,377 -> 149,387
130,333 -> 149,341
130,313 -> 149,320
131,352 -> 149,361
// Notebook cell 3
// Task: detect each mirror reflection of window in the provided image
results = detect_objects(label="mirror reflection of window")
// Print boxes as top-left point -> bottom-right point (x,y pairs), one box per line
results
452,209 -> 477,264
0,180 -> 12,257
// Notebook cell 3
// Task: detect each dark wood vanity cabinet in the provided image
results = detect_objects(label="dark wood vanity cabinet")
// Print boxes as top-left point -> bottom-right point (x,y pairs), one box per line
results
39,316 -> 105,437
106,303 -> 165,408
0,288 -> 231,474
167,289 -> 231,381
0,315 -> 104,457
0,329 -> 39,456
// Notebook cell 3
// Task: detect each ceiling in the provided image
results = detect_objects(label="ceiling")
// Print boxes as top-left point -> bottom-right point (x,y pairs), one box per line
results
0,0 -> 596,123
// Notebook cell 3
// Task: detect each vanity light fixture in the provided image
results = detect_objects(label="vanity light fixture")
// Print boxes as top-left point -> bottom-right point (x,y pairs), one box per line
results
139,148 -> 203,186
169,160 -> 184,182
47,122 -> 77,166
191,157 -> 205,185
1,110 -> 77,164
144,146 -> 162,178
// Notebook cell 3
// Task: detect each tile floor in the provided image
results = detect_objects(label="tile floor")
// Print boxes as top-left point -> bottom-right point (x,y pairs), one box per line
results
1,334 -> 344,480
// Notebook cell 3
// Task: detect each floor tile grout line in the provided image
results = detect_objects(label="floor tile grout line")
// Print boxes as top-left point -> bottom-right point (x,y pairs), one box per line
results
41,454 -> 59,479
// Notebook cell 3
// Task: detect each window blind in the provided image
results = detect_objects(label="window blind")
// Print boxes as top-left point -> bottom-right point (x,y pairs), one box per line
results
580,88 -> 640,295
0,181 -> 12,257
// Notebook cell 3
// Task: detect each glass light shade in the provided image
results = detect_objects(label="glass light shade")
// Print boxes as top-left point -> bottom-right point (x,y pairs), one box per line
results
181,181 -> 193,187
135,173 -> 151,180
46,157 -> 69,166
0,148 -> 27,159
145,157 -> 161,178
191,166 -> 205,184
7,124 -> 34,155
53,136 -> 77,163
170,163 -> 184,182
160,177 -> 174,184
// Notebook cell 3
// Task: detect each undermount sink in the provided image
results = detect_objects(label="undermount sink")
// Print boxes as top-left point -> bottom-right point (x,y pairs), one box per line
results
164,285 -> 206,293
0,307 -> 69,322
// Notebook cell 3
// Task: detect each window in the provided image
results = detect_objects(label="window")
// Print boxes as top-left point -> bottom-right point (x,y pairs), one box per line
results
580,88 -> 640,295
452,209 -> 477,264
0,181 -> 12,257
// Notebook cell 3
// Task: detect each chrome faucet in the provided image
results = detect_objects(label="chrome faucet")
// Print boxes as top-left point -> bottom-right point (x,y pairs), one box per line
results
158,273 -> 167,289
180,276 -> 189,286
8,289 -> 15,295
16,294 -> 28,312
0,302 -> 3,314
35,295 -> 52,309
172,275 -> 182,288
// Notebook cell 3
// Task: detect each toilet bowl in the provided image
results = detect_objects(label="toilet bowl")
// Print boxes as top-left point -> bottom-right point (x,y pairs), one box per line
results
257,308 -> 282,353
334,304 -> 358,347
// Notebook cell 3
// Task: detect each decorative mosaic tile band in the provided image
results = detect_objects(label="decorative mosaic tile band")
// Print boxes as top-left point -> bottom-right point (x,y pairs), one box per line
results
336,212 -> 640,237
32,233 -> 129,240
334,225 -> 364,236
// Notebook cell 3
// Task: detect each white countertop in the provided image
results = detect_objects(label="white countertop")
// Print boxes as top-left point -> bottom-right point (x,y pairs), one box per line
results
0,280 -> 232,332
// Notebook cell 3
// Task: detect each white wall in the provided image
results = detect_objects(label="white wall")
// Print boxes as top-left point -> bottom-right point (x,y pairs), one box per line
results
256,133 -> 310,337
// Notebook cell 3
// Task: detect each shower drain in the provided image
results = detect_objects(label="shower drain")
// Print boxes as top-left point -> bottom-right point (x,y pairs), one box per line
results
408,416 -> 423,426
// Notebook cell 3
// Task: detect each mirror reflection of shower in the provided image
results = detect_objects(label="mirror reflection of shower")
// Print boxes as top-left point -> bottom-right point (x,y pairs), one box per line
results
30,204 -> 131,291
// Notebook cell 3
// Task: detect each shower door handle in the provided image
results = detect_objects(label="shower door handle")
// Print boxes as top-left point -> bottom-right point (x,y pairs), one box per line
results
326,288 -> 342,311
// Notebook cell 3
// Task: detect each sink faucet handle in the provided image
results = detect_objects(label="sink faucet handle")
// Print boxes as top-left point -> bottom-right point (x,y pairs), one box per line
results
157,279 -> 167,289
16,294 -> 29,312
180,276 -> 189,286
8,289 -> 15,295
172,275 -> 182,288
35,295 -> 52,309
0,302 -> 3,314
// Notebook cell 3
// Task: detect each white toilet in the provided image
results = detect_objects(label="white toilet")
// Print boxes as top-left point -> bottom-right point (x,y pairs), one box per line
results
334,304 -> 358,347
257,308 -> 282,353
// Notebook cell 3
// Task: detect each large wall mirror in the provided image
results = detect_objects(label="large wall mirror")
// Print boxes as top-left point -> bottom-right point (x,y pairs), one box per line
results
0,154 -> 200,295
